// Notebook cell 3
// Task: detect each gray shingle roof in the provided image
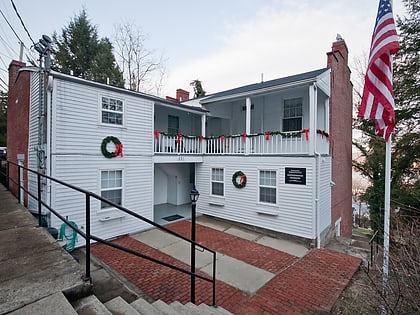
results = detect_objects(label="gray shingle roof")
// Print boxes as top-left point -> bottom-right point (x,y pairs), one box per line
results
201,67 -> 329,104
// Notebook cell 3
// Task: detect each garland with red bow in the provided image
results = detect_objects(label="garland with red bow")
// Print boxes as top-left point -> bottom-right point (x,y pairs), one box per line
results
153,129 -> 329,142
101,136 -> 123,158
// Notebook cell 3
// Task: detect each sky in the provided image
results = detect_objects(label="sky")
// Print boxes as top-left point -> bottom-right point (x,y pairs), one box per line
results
0,0 -> 407,97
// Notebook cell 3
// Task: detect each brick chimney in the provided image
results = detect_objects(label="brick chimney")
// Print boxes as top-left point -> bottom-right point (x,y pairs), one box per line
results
326,39 -> 353,238
176,89 -> 189,102
166,89 -> 190,103
7,60 -> 30,200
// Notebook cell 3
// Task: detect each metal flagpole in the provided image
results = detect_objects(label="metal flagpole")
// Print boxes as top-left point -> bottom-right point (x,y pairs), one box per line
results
382,137 -> 392,315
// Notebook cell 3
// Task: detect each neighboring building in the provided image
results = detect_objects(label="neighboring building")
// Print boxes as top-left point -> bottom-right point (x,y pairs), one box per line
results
7,39 -> 352,246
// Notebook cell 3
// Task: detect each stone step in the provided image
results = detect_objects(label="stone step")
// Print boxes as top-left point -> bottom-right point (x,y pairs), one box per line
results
9,292 -> 77,315
130,297 -> 164,314
104,296 -> 140,315
72,295 -> 112,315
152,299 -> 180,315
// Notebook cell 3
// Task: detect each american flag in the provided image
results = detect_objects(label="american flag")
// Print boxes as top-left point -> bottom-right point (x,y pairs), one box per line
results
357,0 -> 400,141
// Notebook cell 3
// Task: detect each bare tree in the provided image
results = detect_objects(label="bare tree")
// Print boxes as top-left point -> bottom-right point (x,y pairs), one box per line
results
114,21 -> 166,94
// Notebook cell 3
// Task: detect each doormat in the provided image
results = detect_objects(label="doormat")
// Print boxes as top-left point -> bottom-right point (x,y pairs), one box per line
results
162,214 -> 184,222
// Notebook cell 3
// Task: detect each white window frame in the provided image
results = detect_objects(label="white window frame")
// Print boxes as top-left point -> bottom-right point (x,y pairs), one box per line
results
211,167 -> 224,197
99,169 -> 124,212
283,97 -> 303,132
99,95 -> 124,127
258,170 -> 277,204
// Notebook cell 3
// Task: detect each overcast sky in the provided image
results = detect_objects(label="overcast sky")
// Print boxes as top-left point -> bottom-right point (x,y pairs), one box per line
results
0,0 -> 406,97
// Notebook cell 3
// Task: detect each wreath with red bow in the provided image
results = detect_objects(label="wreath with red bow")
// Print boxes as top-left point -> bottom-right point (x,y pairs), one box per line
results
101,136 -> 123,158
232,171 -> 247,189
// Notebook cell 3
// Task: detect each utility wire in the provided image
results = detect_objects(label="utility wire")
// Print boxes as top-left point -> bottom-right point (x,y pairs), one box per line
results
10,0 -> 35,46
0,7 -> 24,46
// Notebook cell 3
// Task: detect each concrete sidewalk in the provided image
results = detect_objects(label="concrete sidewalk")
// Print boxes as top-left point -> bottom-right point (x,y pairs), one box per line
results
132,216 -> 309,295
0,186 -> 86,314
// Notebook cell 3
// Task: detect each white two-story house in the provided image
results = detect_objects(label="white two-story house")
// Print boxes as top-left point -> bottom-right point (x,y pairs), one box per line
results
7,39 -> 352,247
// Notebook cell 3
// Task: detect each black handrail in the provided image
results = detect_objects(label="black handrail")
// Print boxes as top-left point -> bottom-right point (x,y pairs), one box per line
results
0,160 -> 217,306
368,230 -> 379,271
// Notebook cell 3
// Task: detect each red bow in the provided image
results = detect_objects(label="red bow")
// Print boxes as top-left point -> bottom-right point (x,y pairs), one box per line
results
220,135 -> 225,141
199,135 -> 204,142
176,133 -> 182,144
153,130 -> 159,140
241,133 -> 247,142
301,129 -> 309,141
265,131 -> 271,141
239,175 -> 246,185
115,143 -> 123,157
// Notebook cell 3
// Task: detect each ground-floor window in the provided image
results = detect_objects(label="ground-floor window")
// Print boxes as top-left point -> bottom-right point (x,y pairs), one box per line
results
211,168 -> 224,196
100,170 -> 123,209
259,170 -> 276,204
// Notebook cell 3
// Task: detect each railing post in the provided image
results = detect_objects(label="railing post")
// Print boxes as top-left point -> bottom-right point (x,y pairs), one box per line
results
37,173 -> 42,226
17,163 -> 21,205
212,252 -> 216,306
84,194 -> 91,282
6,161 -> 9,189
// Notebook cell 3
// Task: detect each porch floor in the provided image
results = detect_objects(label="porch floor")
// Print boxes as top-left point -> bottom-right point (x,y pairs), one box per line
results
153,203 -> 200,226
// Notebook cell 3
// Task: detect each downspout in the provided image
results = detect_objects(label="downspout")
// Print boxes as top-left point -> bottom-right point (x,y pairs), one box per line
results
46,75 -> 53,214
315,151 -> 321,249
311,82 -> 321,248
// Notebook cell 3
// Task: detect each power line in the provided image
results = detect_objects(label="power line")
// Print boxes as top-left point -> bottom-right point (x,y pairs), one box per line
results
10,0 -> 35,46
0,7 -> 24,46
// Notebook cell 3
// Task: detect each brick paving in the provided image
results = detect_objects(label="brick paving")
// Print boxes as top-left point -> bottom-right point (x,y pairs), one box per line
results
91,221 -> 361,314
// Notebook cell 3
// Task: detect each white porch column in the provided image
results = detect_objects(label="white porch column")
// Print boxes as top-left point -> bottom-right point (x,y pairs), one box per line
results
201,114 -> 206,153
245,97 -> 251,155
309,84 -> 317,153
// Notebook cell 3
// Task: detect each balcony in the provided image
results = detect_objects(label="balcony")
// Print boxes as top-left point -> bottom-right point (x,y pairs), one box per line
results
154,129 -> 329,156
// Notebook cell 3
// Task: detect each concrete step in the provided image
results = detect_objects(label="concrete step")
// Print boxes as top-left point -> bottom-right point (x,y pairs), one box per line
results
8,292 -> 77,315
130,297 -> 163,314
170,301 -> 196,314
152,299 -> 180,315
198,303 -> 233,315
104,296 -> 140,314
72,295 -> 112,315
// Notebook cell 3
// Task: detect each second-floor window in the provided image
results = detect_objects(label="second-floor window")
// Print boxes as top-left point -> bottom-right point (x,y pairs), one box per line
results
168,115 -> 179,134
101,96 -> 123,125
283,98 -> 302,132
211,168 -> 224,196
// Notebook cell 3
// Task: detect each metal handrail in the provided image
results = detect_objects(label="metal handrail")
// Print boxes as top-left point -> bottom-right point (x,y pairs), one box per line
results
0,160 -> 217,306
368,230 -> 380,271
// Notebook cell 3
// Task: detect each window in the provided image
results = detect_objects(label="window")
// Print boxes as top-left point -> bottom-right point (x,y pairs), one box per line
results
168,115 -> 179,134
283,98 -> 302,132
100,170 -> 122,209
101,96 -> 123,125
259,170 -> 276,204
211,168 -> 224,196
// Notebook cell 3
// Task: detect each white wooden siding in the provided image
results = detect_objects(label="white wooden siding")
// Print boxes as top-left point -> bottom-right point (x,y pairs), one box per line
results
27,72 -> 42,212
318,156 -> 332,234
196,156 -> 330,240
48,77 -> 154,242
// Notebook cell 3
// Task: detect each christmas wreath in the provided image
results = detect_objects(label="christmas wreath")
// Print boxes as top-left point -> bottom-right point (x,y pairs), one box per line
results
232,171 -> 247,189
101,136 -> 123,158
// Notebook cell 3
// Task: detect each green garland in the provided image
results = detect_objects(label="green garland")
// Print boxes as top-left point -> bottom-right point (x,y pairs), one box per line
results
232,171 -> 247,189
154,129 -> 329,140
101,136 -> 122,158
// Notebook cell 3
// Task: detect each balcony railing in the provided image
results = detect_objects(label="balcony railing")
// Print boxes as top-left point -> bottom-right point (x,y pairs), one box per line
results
154,130 -> 329,155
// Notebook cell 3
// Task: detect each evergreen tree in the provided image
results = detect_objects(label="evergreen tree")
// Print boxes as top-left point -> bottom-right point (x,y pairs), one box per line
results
353,0 -> 420,233
190,79 -> 206,98
52,10 -> 124,87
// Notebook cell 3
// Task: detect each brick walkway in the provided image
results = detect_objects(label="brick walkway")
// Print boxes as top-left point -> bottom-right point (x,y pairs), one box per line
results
91,221 -> 361,314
